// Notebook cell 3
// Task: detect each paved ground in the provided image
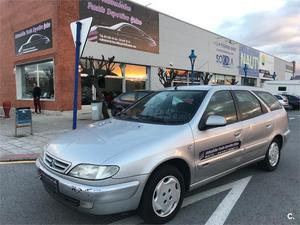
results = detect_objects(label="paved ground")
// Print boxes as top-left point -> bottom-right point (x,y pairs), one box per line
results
0,110 -> 299,225
0,112 -> 94,161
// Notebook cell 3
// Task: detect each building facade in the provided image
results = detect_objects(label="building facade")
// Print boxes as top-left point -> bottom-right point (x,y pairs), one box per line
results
0,0 -> 295,112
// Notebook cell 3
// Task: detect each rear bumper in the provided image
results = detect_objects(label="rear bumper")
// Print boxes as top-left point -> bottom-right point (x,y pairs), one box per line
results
36,159 -> 147,215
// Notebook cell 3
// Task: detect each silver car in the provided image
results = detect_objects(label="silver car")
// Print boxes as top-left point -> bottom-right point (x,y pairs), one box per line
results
36,85 -> 290,224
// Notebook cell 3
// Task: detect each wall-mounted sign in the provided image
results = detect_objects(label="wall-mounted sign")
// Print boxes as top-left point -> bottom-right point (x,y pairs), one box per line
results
79,0 -> 159,54
239,45 -> 259,77
14,19 -> 52,56
259,53 -> 274,79
210,39 -> 239,75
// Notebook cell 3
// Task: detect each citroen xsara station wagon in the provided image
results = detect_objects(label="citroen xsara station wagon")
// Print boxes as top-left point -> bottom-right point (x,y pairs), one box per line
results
36,85 -> 290,224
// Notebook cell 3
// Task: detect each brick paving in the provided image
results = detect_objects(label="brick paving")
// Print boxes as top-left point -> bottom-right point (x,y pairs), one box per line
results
0,112 -> 93,161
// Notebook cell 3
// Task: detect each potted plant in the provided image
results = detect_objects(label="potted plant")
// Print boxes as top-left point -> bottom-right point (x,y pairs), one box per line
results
2,101 -> 11,118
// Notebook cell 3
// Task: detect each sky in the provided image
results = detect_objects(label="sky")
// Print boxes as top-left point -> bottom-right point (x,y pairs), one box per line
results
131,0 -> 300,74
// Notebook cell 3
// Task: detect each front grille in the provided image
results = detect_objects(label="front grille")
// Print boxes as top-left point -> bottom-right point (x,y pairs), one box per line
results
44,152 -> 71,173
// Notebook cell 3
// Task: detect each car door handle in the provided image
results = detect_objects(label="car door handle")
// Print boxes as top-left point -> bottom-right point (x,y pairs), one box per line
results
266,124 -> 272,128
234,130 -> 242,138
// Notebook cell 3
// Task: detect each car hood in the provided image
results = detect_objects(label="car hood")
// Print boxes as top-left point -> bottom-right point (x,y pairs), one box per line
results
46,118 -> 186,166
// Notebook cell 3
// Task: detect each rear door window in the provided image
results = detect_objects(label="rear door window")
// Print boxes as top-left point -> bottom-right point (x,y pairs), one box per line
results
203,90 -> 237,124
254,91 -> 282,111
234,90 -> 263,120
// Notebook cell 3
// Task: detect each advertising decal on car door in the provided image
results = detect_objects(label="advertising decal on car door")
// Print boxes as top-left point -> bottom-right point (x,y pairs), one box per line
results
14,19 -> 52,56
199,141 -> 241,160
79,0 -> 159,53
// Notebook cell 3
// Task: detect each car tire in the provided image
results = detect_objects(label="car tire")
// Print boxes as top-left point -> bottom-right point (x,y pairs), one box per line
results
259,139 -> 281,171
138,165 -> 185,224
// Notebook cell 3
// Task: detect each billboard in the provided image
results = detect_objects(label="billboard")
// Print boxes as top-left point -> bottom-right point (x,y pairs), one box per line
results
14,19 -> 52,56
210,39 -> 239,75
239,45 -> 259,77
80,0 -> 159,54
259,53 -> 274,79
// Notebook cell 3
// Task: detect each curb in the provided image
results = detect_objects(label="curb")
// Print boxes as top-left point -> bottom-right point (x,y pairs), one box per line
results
0,153 -> 40,162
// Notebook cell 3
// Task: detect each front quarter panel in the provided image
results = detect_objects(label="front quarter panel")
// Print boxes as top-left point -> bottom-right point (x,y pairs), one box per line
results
105,124 -> 195,180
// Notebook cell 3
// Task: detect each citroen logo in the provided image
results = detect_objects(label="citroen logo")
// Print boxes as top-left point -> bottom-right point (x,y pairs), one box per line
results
51,159 -> 55,167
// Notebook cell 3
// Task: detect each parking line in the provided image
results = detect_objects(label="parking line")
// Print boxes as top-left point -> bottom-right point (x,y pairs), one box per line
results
108,176 -> 252,225
0,160 -> 35,165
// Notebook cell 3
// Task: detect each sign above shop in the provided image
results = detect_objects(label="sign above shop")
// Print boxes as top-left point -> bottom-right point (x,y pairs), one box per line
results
14,19 -> 52,56
79,0 -> 159,54
210,39 -> 239,75
259,53 -> 274,79
239,45 -> 259,77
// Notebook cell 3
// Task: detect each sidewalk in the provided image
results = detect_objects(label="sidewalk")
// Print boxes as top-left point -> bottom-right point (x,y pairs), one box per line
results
0,112 -> 94,161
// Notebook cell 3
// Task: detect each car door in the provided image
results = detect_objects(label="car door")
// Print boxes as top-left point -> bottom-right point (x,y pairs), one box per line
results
232,90 -> 272,163
193,90 -> 245,182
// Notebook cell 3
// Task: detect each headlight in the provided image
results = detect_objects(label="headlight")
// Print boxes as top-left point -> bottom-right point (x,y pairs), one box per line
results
68,164 -> 119,180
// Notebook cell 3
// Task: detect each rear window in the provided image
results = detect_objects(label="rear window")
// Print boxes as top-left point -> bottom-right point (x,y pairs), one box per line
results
120,93 -> 136,102
254,91 -> 282,111
278,86 -> 287,91
275,95 -> 282,100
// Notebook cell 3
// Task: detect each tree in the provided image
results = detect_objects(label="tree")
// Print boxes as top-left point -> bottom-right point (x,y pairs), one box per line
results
201,72 -> 213,85
80,55 -> 116,119
157,67 -> 178,87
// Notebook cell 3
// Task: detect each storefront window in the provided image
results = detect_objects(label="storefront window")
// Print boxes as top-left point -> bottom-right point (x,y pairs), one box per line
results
211,74 -> 235,85
17,59 -> 54,99
241,77 -> 257,86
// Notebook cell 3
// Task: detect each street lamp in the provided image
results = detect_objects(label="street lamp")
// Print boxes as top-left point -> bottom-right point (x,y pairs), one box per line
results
189,49 -> 197,85
243,64 -> 248,86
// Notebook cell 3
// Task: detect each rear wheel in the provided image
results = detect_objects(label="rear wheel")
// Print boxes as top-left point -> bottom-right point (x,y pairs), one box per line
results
259,139 -> 281,171
138,165 -> 185,224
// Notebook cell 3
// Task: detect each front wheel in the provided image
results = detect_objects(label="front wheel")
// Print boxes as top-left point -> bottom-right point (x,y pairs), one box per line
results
259,139 -> 281,171
138,165 -> 185,224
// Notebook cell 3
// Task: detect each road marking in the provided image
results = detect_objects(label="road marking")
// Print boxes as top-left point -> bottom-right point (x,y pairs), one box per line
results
108,176 -> 252,225
0,160 -> 36,165
204,176 -> 252,225
289,117 -> 295,120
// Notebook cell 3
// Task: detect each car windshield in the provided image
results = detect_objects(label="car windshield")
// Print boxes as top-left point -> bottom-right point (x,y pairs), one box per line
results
115,90 -> 207,125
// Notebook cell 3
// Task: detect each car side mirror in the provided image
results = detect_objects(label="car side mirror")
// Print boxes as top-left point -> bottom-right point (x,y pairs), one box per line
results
205,115 -> 227,129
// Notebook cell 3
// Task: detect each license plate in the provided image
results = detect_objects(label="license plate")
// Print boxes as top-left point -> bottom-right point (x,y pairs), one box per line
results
40,170 -> 59,193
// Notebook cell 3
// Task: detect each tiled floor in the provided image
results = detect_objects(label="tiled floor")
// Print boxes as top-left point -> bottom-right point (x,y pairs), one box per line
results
0,113 -> 93,160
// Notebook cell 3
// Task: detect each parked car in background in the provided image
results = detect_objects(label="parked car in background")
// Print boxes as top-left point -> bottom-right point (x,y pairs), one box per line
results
274,95 -> 289,109
111,90 -> 154,116
36,85 -> 289,224
282,94 -> 300,109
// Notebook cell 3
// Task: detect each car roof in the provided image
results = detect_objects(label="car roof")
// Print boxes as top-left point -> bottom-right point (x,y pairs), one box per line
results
164,85 -> 266,92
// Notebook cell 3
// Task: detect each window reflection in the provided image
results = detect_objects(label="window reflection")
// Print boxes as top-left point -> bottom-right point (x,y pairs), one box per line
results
18,59 -> 54,99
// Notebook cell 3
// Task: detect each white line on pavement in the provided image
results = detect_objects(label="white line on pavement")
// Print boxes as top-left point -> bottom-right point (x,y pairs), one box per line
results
289,117 -> 295,120
108,176 -> 252,225
204,176 -> 252,225
0,160 -> 36,165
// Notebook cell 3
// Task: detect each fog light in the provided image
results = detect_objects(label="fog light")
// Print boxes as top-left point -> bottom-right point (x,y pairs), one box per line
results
80,201 -> 94,209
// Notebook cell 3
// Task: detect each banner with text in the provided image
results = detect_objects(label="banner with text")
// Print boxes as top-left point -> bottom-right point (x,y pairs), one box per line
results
80,0 -> 159,54
210,39 -> 239,75
239,45 -> 259,77
259,53 -> 274,79
14,19 -> 52,56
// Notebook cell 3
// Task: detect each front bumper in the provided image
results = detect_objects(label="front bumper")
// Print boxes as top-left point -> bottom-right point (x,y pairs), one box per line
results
283,129 -> 290,145
36,159 -> 148,215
